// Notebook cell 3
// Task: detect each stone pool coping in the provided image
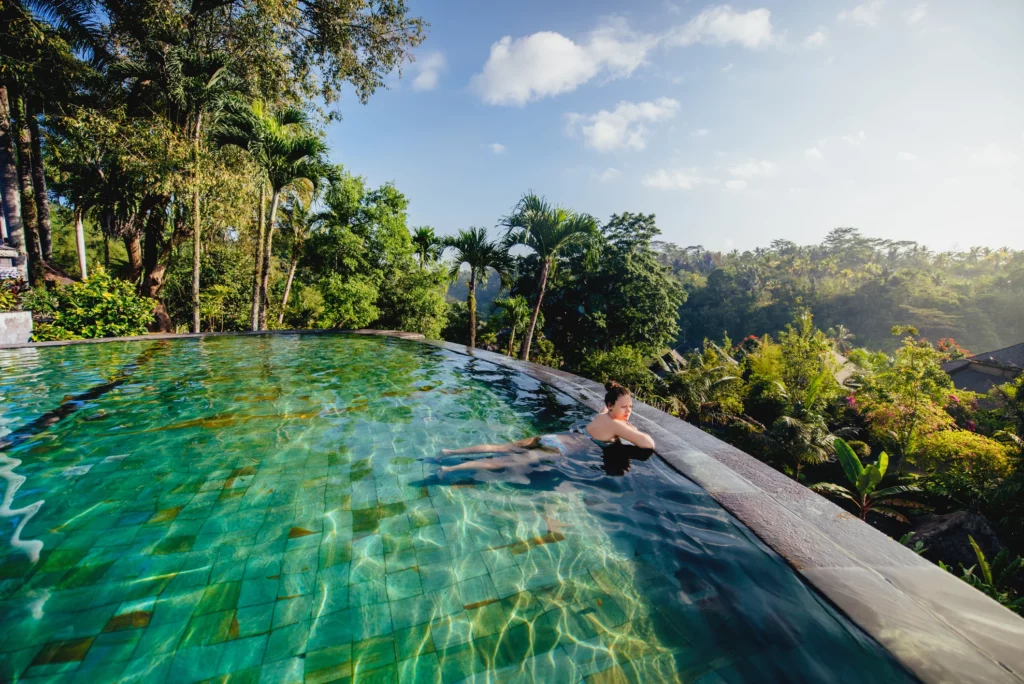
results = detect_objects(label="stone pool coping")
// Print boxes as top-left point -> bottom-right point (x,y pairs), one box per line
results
3,329 -> 1023,683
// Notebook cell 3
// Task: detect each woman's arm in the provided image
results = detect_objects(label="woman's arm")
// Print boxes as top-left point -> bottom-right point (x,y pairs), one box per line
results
612,421 -> 655,450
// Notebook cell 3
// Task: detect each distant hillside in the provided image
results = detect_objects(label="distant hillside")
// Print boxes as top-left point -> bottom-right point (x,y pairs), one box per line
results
446,269 -> 502,317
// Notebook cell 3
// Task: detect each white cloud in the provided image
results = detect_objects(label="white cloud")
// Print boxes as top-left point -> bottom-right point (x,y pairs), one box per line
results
725,179 -> 747,191
411,52 -> 446,91
565,98 -> 680,152
802,28 -> 827,49
666,6 -> 778,49
728,159 -> 779,178
488,143 -> 506,155
841,130 -> 868,146
897,151 -> 918,161
471,20 -> 654,106
966,143 -> 1019,169
595,167 -> 622,182
721,63 -> 735,73
904,3 -> 927,24
691,128 -> 710,137
805,147 -> 824,159
838,1 -> 885,27
643,168 -> 718,190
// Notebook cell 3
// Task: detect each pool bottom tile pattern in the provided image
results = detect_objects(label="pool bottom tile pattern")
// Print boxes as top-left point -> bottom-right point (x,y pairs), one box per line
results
0,335 -> 914,683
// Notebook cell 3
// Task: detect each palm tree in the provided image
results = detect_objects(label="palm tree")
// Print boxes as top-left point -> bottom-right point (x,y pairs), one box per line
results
810,438 -> 923,522
277,194 -> 319,325
442,227 -> 513,349
827,324 -> 855,354
492,295 -> 530,356
0,86 -> 28,280
502,192 -> 599,361
763,414 -> 836,482
215,99 -> 327,330
412,226 -> 440,268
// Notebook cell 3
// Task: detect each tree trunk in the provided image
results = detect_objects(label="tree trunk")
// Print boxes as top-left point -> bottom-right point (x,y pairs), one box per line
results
0,201 -> 6,242
520,259 -> 550,361
124,235 -> 143,282
191,112 -> 203,334
508,328 -> 515,357
258,189 -> 281,331
13,92 -> 43,285
467,267 -> 477,349
74,204 -> 87,279
140,197 -> 173,331
103,233 -> 110,268
278,255 -> 299,325
0,85 -> 28,280
251,184 -> 266,331
28,111 -> 51,261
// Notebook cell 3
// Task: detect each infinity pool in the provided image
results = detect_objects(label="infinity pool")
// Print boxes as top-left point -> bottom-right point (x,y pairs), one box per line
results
0,334 -> 912,683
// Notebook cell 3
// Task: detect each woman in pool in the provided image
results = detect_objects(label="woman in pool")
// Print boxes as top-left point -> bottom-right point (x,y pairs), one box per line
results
438,381 -> 655,475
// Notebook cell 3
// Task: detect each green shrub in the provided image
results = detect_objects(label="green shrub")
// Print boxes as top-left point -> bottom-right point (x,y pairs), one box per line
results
29,269 -> 152,340
916,430 -> 1013,480
578,345 -> 656,397
0,278 -> 30,313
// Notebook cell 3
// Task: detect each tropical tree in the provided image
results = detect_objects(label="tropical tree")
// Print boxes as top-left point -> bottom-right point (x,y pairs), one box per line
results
492,295 -> 530,356
502,192 -> 598,361
810,438 -> 923,522
939,537 -> 1024,614
442,227 -> 513,349
277,194 -> 318,324
215,99 -> 327,330
412,226 -> 440,268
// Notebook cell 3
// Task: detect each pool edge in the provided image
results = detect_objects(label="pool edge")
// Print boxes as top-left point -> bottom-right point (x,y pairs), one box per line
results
3,330 -> 1023,683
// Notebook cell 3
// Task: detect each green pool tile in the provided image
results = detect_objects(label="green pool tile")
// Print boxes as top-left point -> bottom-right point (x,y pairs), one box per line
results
386,568 -> 423,602
350,554 -> 386,584
449,553 -> 489,583
480,548 -> 516,575
436,641 -> 488,683
195,581 -> 242,616
179,609 -> 237,649
264,620 -> 310,663
500,591 -> 546,626
272,595 -> 312,629
281,548 -> 318,575
350,578 -> 389,606
352,602 -> 394,641
312,576 -> 351,617
408,508 -> 440,529
353,662 -> 398,684
304,643 -> 353,684
457,575 -> 497,609
351,634 -> 397,675
429,612 -> 473,652
466,602 -> 507,640
307,610 -> 355,651
56,561 -> 115,590
243,554 -> 282,580
258,656 -> 304,684
78,630 -> 142,671
418,562 -> 456,594
353,534 -> 384,559
397,652 -> 442,684
215,634 -> 268,675
383,533 -> 415,555
411,525 -> 446,551
37,548 -> 89,574
153,535 -> 196,556
278,571 -> 315,599
168,642 -> 229,682
132,618 -> 189,656
210,559 -> 247,584
414,547 -> 451,568
235,602 -> 275,638
393,623 -> 435,661
385,549 -> 418,574
490,565 -> 527,599
238,578 -> 278,608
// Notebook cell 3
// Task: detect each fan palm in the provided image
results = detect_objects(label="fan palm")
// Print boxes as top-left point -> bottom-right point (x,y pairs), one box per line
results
810,438 -> 923,522
215,99 -> 327,330
412,226 -> 440,268
492,295 -> 530,357
502,192 -> 599,361
442,227 -> 513,349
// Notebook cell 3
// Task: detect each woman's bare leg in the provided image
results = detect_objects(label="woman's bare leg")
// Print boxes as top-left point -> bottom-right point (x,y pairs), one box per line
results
442,437 -> 539,456
439,450 -> 546,474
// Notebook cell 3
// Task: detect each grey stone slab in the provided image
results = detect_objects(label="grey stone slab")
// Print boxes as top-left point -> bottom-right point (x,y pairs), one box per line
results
0,311 -> 32,345
802,567 -> 1019,684
879,565 -> 1024,680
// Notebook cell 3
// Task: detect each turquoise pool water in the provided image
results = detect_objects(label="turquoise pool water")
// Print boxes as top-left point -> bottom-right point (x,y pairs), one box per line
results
0,334 -> 913,683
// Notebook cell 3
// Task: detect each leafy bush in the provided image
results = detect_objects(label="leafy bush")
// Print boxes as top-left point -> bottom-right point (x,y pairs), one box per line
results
578,345 -> 656,397
939,536 -> 1023,614
28,269 -> 152,340
917,431 -> 1013,480
0,278 -> 30,313
320,274 -> 380,329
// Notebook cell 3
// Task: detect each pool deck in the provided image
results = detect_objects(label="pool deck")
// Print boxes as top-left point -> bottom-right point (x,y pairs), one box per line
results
3,329 -> 1024,683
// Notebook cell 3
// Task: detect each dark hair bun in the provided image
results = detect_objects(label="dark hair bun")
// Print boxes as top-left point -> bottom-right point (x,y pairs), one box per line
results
604,380 -> 623,392
603,380 -> 630,406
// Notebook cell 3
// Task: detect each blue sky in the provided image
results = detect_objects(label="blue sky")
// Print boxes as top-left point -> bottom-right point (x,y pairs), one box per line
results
326,1 -> 1024,251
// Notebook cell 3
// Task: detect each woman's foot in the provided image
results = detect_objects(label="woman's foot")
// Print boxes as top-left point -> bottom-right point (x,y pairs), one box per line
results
441,449 -> 454,456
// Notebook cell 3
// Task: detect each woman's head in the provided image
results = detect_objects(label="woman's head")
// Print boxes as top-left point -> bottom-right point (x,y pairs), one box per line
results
604,381 -> 632,420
